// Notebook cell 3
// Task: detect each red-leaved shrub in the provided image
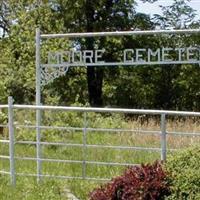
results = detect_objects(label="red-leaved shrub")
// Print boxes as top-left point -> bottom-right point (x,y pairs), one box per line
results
90,161 -> 170,200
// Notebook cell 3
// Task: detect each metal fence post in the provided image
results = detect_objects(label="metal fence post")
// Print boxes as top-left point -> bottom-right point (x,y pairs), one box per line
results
160,114 -> 167,161
82,112 -> 87,179
36,107 -> 42,182
8,96 -> 16,186
36,28 -> 42,182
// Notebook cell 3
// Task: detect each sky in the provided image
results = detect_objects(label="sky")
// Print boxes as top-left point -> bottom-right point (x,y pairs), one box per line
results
136,0 -> 200,19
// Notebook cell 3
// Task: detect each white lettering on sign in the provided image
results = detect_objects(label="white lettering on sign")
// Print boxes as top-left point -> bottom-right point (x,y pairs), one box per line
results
162,47 -> 173,62
124,49 -> 134,63
95,49 -> 105,63
72,51 -> 82,64
187,47 -> 197,61
47,47 -> 200,66
148,49 -> 160,62
136,49 -> 146,62
175,48 -> 184,61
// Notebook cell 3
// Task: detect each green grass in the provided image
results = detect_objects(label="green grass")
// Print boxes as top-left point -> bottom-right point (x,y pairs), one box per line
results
0,175 -> 68,200
0,141 -> 160,199
0,110 -> 200,199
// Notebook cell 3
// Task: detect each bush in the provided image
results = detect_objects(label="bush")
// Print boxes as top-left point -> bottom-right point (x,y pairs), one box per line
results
0,111 -> 7,124
90,161 -> 170,200
165,146 -> 200,200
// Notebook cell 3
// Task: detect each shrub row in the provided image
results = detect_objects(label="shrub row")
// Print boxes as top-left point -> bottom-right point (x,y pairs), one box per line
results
90,161 -> 170,200
165,146 -> 200,200
90,146 -> 200,200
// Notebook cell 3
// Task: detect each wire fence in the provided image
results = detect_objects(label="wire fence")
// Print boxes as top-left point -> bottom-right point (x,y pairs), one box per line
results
0,97 -> 200,186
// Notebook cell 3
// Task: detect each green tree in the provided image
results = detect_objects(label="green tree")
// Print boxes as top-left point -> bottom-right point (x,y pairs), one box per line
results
1,0 -> 199,111
0,0 -> 64,103
154,0 -> 197,29
152,0 -> 200,110
0,1 -> 10,37
50,0 -> 153,106
1,0 -> 153,107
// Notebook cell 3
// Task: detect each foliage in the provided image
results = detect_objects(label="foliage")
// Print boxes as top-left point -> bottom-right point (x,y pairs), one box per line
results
165,146 -> 200,200
0,111 -> 7,124
0,0 -> 200,111
151,0 -> 200,110
90,161 -> 170,200
154,0 -> 197,29
14,108 -> 128,142
0,1 -> 59,104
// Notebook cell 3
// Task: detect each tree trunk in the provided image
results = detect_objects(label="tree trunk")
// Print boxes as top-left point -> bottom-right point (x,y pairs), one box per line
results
85,0 -> 103,107
87,66 -> 103,106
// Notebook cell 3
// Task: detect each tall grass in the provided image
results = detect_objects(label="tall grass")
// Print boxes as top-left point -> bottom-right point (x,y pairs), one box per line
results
0,109 -> 200,199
